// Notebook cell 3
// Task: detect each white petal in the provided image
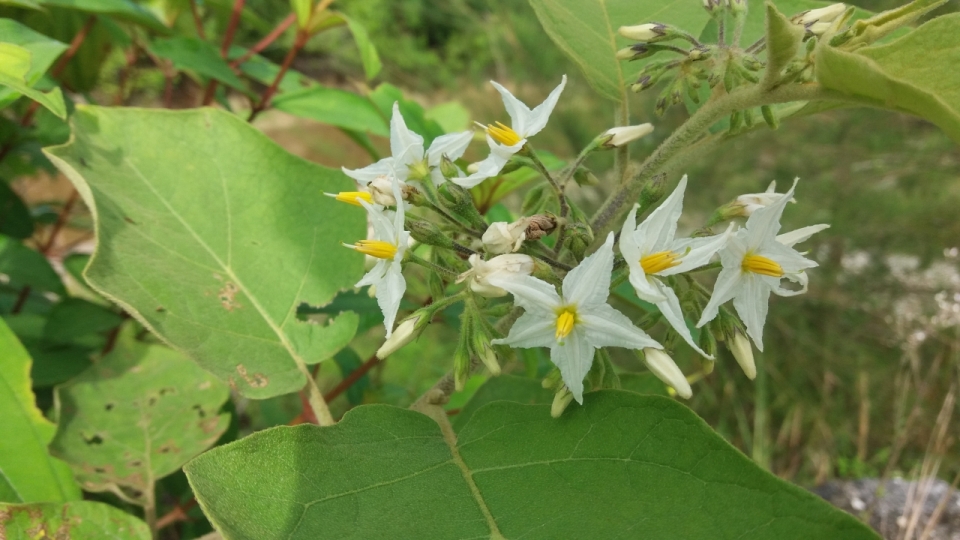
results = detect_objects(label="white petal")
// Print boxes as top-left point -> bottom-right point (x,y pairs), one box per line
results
490,80 -> 533,135
661,223 -> 733,275
580,304 -> 661,350
697,266 -> 744,327
452,138 -> 512,188
356,259 -> 387,288
342,159 -> 395,186
426,131 -> 474,165
389,102 -> 425,166
358,200 -> 396,241
487,273 -> 560,315
636,175 -> 686,253
390,177 -> 406,237
376,262 -> 406,338
733,273 -> 771,351
550,328 -> 594,404
429,167 -> 446,186
618,204 -> 642,263
522,74 -> 567,137
775,270 -> 809,297
629,270 -> 666,303
744,178 -> 798,249
643,348 -> 692,399
762,240 -> 818,274
492,313 -> 555,349
777,224 -> 830,247
562,232 -> 614,308
654,285 -> 712,358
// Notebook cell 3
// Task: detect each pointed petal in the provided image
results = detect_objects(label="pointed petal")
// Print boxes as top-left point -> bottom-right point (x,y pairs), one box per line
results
697,266 -> 744,327
492,313 -> 555,349
487,273 -> 560,315
490,80 -> 533,135
358,200 -> 396,240
777,224 -> 830,247
580,304 -> 661,350
452,136 -> 513,188
661,223 -> 733,275
636,175 -> 686,253
654,285 -> 712,358
733,273 -> 771,351
550,328 -> 594,404
390,177 -> 405,236
762,240 -> 818,273
390,102 -> 425,165
356,260 -> 387,288
629,271 -> 666,303
744,178 -> 798,249
377,263 -> 406,337
342,159 -> 395,186
562,232 -> 614,308
426,131 -> 474,165
619,204 -> 641,260
523,74 -> 567,137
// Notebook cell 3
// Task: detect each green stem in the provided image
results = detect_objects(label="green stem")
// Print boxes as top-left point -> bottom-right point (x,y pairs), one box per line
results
752,351 -> 770,469
613,101 -> 630,186
407,252 -> 461,279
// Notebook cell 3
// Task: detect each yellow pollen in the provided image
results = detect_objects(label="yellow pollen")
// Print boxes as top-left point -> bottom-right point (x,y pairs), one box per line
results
742,254 -> 784,277
328,191 -> 372,207
346,240 -> 398,260
555,308 -> 577,340
640,251 -> 681,275
487,121 -> 523,147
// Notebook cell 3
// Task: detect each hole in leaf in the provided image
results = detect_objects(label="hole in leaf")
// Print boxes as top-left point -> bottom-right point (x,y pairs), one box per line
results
192,404 -> 206,418
128,460 -> 142,468
83,433 -> 104,445
159,387 -> 175,397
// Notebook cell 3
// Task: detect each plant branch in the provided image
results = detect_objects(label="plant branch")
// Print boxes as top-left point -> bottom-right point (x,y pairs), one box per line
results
189,0 -> 207,40
229,14 -> 296,68
248,29 -> 308,121
201,0 -> 246,106
324,354 -> 380,403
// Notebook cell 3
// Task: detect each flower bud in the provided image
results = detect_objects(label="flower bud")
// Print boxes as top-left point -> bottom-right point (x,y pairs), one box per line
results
376,316 -> 422,359
638,174 -> 666,211
601,124 -> 655,148
728,0 -> 747,15
457,253 -> 535,297
439,154 -> 460,179
618,23 -> 665,41
482,218 -> 531,254
796,3 -> 846,25
807,21 -> 832,36
525,214 -> 557,240
728,331 -> 756,379
473,337 -> 501,376
551,385 -> 575,418
642,348 -> 692,399
542,368 -> 563,390
406,218 -> 454,249
368,175 -> 401,206
702,0 -> 723,14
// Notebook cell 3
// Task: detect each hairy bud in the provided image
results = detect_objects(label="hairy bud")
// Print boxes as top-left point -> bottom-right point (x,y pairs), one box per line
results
728,330 -> 757,379
601,124 -> 655,148
642,348 -> 692,399
482,218 -> 531,254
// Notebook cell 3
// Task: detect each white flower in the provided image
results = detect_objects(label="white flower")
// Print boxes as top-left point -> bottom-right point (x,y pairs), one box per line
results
618,23 -> 667,41
777,224 -> 830,248
602,124 -> 654,148
796,3 -> 846,25
459,75 -> 567,188
482,218 -> 531,254
376,316 -> 420,359
620,175 -> 732,358
642,348 -> 692,399
342,102 -> 474,187
696,180 -> 819,350
343,177 -> 410,337
490,232 -> 662,403
325,175 -> 399,207
728,330 -> 756,380
457,253 -> 535,297
735,180 -> 796,217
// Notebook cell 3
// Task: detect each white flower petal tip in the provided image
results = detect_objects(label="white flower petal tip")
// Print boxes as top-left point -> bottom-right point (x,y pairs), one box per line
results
643,348 -> 692,399
602,124 -> 654,148
376,317 -> 420,359
728,332 -> 756,380
796,3 -> 846,25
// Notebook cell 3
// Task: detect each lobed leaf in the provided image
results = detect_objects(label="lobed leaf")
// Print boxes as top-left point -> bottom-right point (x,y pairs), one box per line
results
44,107 -> 365,399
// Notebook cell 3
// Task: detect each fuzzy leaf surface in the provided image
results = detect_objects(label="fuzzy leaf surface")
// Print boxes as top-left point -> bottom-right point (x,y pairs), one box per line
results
0,500 -> 149,539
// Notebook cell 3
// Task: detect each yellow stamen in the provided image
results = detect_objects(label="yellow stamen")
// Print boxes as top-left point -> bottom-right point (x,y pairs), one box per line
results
640,250 -> 681,275
327,191 -> 373,207
742,254 -> 784,277
555,307 -> 577,340
486,121 -> 523,147
345,240 -> 398,260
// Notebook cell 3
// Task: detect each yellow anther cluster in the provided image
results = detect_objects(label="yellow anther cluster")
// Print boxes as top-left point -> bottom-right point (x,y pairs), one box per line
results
640,251 -> 680,275
555,308 -> 577,340
347,240 -> 398,260
331,191 -> 373,207
741,254 -> 784,277
487,121 -> 523,147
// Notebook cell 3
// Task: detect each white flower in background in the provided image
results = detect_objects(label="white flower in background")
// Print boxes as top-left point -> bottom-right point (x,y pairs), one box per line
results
482,218 -> 531,254
602,124 -> 654,148
342,177 -> 410,337
642,348 -> 692,399
796,3 -> 846,25
458,75 -> 567,188
342,102 -> 474,187
490,233 -> 662,403
620,175 -> 732,358
457,253 -> 535,297
735,180 -> 796,217
697,180 -> 819,350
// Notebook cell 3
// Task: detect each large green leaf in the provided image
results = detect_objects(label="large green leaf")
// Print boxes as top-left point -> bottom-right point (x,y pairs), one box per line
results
0,19 -> 67,110
39,0 -> 170,34
0,500 -> 149,539
339,12 -> 382,80
817,13 -> 960,143
185,391 -> 879,539
0,43 -> 66,119
272,86 -> 389,137
450,374 -> 553,431
44,107 -> 365,399
0,318 -> 80,504
148,37 -> 247,92
49,338 -> 230,498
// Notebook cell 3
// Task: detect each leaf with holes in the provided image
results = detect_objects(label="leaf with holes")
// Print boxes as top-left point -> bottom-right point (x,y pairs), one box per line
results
0,500 -> 149,539
185,391 -> 879,539
0,318 -> 80,504
44,107 -> 365,399
49,337 -> 230,501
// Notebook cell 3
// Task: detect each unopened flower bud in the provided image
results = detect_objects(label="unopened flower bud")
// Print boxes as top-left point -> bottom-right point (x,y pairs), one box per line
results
728,0 -> 747,15
376,316 -> 423,359
369,175 -> 401,206
439,154 -> 459,179
642,348 -> 692,399
573,168 -> 600,186
474,338 -> 501,375
796,3 -> 846,25
735,180 -> 795,215
551,385 -> 575,418
638,174 -> 667,211
601,124 -> 655,148
616,43 -> 654,61
807,21 -> 832,36
482,218 -> 531,254
406,218 -> 454,249
407,159 -> 431,182
542,368 -> 563,390
618,23 -> 668,42
457,253 -> 535,297
728,331 -> 756,379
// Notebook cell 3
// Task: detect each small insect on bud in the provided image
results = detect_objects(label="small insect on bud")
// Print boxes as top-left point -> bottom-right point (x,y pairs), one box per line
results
601,124 -> 655,148
795,3 -> 846,25
618,23 -> 668,42
728,330 -> 756,379
642,348 -> 692,399
376,316 -> 423,359
551,385 -> 575,418
482,218 -> 531,254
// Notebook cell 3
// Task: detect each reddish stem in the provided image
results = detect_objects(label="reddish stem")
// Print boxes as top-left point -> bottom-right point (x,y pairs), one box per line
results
11,286 -> 31,314
229,13 -> 296,68
324,355 -> 381,403
201,0 -> 246,106
114,44 -> 139,105
155,498 -> 198,530
38,190 -> 79,255
247,29 -> 307,122
189,0 -> 207,40
50,15 -> 98,80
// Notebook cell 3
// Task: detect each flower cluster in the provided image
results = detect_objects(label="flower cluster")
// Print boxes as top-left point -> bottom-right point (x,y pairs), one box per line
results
330,70 -> 827,416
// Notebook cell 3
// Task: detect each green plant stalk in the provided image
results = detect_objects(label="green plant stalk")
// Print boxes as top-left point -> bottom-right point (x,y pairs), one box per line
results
406,252 -> 461,279
613,101 -> 630,185
753,351 -> 770,469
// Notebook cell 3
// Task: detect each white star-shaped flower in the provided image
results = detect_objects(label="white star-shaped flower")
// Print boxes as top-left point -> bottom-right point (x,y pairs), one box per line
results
342,177 -> 410,337
620,175 -> 732,358
490,232 -> 662,403
697,180 -> 819,350
458,75 -> 567,188
342,102 -> 474,187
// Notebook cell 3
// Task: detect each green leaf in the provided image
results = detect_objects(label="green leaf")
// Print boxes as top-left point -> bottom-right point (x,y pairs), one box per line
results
0,0 -> 43,9
762,2 -> 804,90
186,391 -> 879,539
527,0 -> 709,102
227,46 -> 313,94
272,86 -> 389,137
450,374 -> 553,431
148,37 -> 247,92
816,13 -> 960,144
425,101 -> 471,133
43,297 -> 123,344
4,313 -> 96,387
0,500 -> 149,539
44,107 -> 364,399
369,83 -> 444,143
0,318 -> 80,503
618,371 -> 670,396
49,339 -> 230,498
291,0 -> 311,29
39,0 -> 170,34
0,181 -> 34,239
0,234 -> 66,297
338,12 -> 382,80
0,43 -> 66,119
0,19 -> 68,110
